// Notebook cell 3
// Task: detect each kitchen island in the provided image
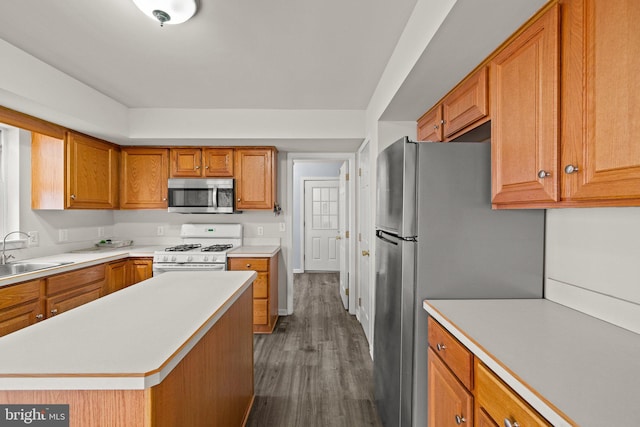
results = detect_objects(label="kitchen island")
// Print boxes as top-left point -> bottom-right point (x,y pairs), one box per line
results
0,270 -> 256,427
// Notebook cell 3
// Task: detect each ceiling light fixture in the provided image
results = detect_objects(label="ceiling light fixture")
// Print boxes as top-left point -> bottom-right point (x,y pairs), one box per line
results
132,0 -> 197,27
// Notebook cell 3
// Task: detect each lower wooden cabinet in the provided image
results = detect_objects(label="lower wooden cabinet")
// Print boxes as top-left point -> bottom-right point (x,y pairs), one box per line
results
428,318 -> 551,427
45,264 -> 105,317
130,258 -> 153,285
106,258 -> 154,295
427,347 -> 473,427
0,279 -> 45,337
228,254 -> 278,333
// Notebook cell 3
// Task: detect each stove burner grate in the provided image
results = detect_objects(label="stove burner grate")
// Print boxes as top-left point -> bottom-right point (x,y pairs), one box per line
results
201,244 -> 234,252
165,243 -> 202,252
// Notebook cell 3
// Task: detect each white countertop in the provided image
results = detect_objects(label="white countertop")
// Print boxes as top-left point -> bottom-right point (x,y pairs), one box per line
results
423,299 -> 640,427
228,245 -> 280,257
0,245 -> 163,288
0,270 -> 256,390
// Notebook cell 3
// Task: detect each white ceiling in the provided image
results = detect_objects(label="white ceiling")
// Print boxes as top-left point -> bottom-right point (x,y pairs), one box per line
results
0,0 -> 417,110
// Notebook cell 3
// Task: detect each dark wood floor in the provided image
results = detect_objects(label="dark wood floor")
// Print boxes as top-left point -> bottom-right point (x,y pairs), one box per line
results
246,272 -> 383,427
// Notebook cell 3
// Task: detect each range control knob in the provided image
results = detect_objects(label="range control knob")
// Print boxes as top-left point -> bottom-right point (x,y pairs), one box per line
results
203,256 -> 209,262
171,255 -> 177,262
187,256 -> 193,262
163,255 -> 169,262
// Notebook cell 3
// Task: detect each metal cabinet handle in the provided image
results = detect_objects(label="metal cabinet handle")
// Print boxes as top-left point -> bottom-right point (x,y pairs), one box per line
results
50,309 -> 58,316
195,165 -> 200,170
162,198 -> 167,201
455,415 -> 467,425
70,194 -> 76,200
246,264 -> 251,268
433,124 -> 439,130
35,314 -> 44,320
564,164 -> 579,174
436,343 -> 446,351
237,198 -> 241,202
537,170 -> 551,179
504,419 -> 520,427
362,250 -> 370,256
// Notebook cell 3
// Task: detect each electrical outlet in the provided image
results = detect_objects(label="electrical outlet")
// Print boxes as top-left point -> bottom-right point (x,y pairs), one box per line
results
279,222 -> 286,232
157,226 -> 165,236
59,229 -> 68,242
28,231 -> 39,247
98,227 -> 105,237
257,226 -> 264,236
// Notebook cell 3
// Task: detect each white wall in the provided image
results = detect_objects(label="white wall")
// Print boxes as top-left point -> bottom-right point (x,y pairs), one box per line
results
545,208 -> 640,334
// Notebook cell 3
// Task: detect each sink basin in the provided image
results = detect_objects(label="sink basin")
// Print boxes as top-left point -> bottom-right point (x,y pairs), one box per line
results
0,261 -> 73,278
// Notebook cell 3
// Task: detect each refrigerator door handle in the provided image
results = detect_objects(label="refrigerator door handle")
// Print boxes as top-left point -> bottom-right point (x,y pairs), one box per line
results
376,230 -> 399,245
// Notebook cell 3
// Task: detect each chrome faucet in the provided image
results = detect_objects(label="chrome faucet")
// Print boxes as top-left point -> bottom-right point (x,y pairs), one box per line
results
1,231 -> 30,264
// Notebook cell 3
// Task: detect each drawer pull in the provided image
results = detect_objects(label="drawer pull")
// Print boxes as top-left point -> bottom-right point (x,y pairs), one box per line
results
35,314 -> 44,320
455,415 -> 467,425
504,419 -> 520,427
50,309 -> 58,316
436,343 -> 446,351
246,264 -> 251,268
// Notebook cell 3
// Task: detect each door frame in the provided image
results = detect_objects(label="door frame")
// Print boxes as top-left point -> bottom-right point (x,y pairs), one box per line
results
286,153 -> 357,315
300,176 -> 339,272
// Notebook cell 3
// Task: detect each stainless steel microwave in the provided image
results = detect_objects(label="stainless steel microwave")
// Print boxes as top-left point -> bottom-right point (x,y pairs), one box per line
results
167,178 -> 235,213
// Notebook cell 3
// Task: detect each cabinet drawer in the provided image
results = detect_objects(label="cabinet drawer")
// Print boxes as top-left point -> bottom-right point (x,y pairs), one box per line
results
46,265 -> 106,295
476,361 -> 551,427
46,282 -> 103,317
0,279 -> 42,310
253,299 -> 268,325
0,300 -> 44,337
428,317 -> 473,389
253,273 -> 268,299
229,258 -> 269,272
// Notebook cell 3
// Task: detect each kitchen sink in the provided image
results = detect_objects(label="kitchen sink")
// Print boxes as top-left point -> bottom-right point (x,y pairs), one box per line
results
0,261 -> 73,278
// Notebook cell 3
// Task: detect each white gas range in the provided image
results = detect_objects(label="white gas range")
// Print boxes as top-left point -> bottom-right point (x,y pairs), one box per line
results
152,224 -> 242,276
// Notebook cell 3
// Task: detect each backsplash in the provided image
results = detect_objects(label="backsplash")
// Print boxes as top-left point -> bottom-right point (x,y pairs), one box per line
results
545,207 -> 640,334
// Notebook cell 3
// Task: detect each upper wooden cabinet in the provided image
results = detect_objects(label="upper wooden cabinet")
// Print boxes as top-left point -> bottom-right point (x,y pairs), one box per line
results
492,0 -> 640,208
170,147 -> 234,178
491,4 -> 560,206
121,147 -> 169,209
417,66 -> 489,142
32,131 -> 120,209
560,0 -> 640,203
235,147 -> 277,210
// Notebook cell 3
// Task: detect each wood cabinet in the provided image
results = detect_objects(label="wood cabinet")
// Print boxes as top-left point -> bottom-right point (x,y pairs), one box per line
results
130,258 -> 153,285
120,147 -> 169,209
45,264 -> 105,317
491,0 -> 640,208
0,279 -> 45,337
559,0 -> 640,203
417,66 -> 489,142
428,317 -> 551,427
490,3 -> 560,206
475,360 -> 551,427
427,317 -> 473,426
106,258 -> 154,295
170,147 -> 234,178
234,147 -> 277,210
228,254 -> 278,333
32,131 -> 120,209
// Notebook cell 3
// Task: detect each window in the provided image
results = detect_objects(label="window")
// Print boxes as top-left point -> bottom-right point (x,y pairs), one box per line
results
0,123 -> 21,239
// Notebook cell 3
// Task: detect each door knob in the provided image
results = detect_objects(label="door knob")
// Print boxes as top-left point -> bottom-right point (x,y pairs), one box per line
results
336,236 -> 342,240
362,250 -> 370,256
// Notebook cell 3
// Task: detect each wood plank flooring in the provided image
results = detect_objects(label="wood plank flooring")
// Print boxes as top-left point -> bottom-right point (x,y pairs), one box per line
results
246,272 -> 383,427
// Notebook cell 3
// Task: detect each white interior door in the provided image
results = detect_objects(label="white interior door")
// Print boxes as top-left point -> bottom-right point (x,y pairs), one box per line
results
358,142 -> 373,346
304,180 -> 340,271
338,162 -> 349,310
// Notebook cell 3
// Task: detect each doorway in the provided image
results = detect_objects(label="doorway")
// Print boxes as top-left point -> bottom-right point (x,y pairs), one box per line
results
287,154 -> 357,315
303,178 -> 340,271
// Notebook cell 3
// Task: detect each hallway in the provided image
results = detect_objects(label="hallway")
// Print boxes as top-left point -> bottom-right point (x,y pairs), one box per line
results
246,272 -> 382,427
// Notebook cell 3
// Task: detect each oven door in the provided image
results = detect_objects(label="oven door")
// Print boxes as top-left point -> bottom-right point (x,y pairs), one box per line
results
167,178 -> 235,213
152,263 -> 226,276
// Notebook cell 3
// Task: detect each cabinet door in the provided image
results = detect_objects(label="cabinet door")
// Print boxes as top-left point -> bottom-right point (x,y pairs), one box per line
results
66,131 -> 120,209
442,66 -> 489,139
561,0 -> 640,202
130,258 -> 153,285
170,148 -> 203,177
491,5 -> 560,205
121,147 -> 169,209
0,279 -> 45,337
203,148 -> 234,177
427,348 -> 473,427
476,408 -> 499,427
235,148 -> 276,210
417,105 -> 443,142
106,260 -> 128,294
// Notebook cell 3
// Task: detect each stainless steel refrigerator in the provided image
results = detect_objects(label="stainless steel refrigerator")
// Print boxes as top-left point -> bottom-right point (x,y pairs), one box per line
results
373,137 -> 544,427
